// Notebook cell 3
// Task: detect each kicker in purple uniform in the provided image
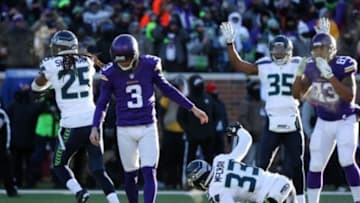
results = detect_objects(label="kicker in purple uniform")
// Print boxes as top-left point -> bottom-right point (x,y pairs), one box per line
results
90,34 -> 208,203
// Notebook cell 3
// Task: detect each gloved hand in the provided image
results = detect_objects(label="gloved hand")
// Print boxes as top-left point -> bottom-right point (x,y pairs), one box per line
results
315,57 -> 334,79
220,22 -> 235,44
225,121 -> 243,136
296,57 -> 308,76
315,17 -> 330,34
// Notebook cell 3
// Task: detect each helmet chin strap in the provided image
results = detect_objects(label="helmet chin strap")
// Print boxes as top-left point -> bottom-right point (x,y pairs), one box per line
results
117,58 -> 136,71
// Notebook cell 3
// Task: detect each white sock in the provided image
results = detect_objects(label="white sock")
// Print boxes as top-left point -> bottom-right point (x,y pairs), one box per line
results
106,192 -> 120,203
296,194 -> 305,203
66,178 -> 82,194
350,186 -> 360,202
307,188 -> 321,203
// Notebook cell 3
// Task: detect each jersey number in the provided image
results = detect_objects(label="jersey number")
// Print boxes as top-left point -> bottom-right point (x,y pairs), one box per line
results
268,73 -> 294,96
126,84 -> 143,108
310,82 -> 339,103
225,160 -> 259,192
58,67 -> 90,99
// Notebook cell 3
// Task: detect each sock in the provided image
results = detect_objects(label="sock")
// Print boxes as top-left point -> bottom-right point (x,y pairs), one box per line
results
106,192 -> 120,203
93,170 -> 116,195
307,171 -> 322,203
142,166 -> 157,203
66,178 -> 82,194
307,188 -> 321,203
124,170 -> 139,203
296,194 -> 305,203
343,164 -> 360,201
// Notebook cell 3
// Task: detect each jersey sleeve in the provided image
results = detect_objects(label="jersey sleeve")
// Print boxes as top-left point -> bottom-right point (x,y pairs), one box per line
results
152,59 -> 194,110
92,64 -> 114,128
39,57 -> 55,80
341,56 -> 357,76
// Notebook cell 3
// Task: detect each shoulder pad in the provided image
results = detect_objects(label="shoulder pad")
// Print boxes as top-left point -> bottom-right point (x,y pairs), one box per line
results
290,56 -> 302,64
142,55 -> 162,71
255,56 -> 272,65
334,56 -> 357,74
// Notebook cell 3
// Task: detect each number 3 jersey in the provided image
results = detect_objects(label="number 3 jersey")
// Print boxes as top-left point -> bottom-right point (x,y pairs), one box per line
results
92,55 -> 194,127
207,154 -> 284,203
40,55 -> 96,128
304,56 -> 357,121
256,56 -> 302,117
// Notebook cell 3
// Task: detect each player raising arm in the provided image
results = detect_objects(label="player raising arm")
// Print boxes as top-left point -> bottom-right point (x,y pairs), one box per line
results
220,22 -> 305,203
186,122 -> 297,203
31,30 -> 120,203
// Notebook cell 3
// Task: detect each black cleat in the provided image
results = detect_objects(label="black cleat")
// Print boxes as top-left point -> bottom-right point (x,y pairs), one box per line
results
76,189 -> 90,203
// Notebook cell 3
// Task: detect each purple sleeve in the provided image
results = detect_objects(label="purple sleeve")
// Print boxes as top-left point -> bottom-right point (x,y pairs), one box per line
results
153,70 -> 194,110
92,79 -> 113,128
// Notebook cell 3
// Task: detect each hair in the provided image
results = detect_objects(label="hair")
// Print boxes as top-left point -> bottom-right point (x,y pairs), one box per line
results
57,51 -> 105,79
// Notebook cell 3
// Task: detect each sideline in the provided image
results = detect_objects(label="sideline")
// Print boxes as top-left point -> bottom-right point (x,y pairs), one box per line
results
0,189 -> 352,196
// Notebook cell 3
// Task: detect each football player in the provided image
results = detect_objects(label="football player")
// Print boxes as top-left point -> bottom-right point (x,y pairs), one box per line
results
31,30 -> 120,203
220,22 -> 305,202
186,122 -> 297,203
293,25 -> 360,203
89,34 -> 208,203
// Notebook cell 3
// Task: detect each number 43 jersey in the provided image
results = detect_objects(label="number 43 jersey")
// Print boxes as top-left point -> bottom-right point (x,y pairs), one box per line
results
256,56 -> 302,116
207,154 -> 283,203
40,55 -> 96,128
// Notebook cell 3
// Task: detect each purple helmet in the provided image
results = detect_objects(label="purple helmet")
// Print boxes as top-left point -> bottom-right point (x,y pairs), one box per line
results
311,33 -> 337,60
269,35 -> 293,65
110,34 -> 139,71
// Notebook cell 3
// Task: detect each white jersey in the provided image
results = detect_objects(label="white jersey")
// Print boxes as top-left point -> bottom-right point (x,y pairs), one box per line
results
257,56 -> 301,116
40,55 -> 96,128
207,155 -> 284,203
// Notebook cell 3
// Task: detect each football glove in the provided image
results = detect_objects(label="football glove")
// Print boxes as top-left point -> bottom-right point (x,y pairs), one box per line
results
315,57 -> 334,79
225,121 -> 243,136
315,17 -> 330,34
220,22 -> 235,44
296,57 -> 308,76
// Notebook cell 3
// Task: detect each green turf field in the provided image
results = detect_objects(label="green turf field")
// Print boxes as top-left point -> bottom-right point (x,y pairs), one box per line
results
0,190 -> 354,203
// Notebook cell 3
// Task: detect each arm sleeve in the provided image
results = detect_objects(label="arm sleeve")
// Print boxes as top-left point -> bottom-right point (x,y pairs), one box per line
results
227,128 -> 253,162
92,79 -> 113,128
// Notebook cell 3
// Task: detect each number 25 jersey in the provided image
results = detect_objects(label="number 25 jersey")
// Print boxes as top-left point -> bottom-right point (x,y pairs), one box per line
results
40,55 -> 96,128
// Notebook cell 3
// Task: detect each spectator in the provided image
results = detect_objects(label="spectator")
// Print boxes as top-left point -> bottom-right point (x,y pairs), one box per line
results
205,81 -> 228,155
0,103 -> 18,196
0,13 -> 35,68
158,75 -> 187,189
7,84 -> 43,187
82,0 -> 113,35
177,74 -> 219,164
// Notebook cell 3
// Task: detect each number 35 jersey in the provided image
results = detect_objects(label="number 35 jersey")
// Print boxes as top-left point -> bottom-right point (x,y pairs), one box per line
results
256,56 -> 302,116
208,154 -> 282,203
40,55 -> 96,128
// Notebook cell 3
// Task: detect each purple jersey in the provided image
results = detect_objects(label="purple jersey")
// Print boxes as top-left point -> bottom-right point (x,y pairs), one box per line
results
93,55 -> 194,127
304,56 -> 357,121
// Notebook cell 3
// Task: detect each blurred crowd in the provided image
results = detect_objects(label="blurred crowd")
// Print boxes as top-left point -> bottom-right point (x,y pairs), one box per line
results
1,0 -> 360,72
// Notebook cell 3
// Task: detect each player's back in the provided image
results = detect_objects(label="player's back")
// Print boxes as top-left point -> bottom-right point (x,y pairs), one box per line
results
208,154 -> 277,202
40,55 -> 96,128
256,56 -> 301,116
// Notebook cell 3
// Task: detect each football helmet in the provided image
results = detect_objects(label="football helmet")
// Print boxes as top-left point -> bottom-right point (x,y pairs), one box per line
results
269,35 -> 293,65
311,33 -> 337,61
186,159 -> 212,191
50,30 -> 78,56
110,34 -> 139,71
